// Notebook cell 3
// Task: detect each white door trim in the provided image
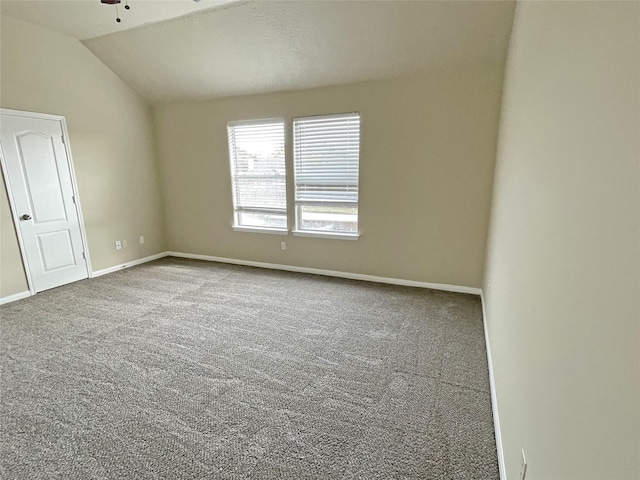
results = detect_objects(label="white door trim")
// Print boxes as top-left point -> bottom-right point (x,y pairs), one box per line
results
0,108 -> 93,296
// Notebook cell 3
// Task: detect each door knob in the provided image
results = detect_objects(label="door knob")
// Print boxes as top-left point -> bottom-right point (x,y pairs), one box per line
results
20,214 -> 32,221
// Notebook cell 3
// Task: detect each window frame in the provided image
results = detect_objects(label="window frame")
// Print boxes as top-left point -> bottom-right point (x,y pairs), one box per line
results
292,112 -> 361,240
227,117 -> 288,234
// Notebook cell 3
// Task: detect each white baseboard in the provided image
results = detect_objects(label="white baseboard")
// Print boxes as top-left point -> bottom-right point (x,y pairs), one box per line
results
91,252 -> 168,278
0,290 -> 32,305
481,291 -> 506,480
4,252 -> 480,303
1,253 -> 166,304
166,251 -> 481,295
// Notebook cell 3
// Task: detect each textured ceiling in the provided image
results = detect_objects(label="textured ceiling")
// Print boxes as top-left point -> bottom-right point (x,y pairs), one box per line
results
0,0 -> 240,40
3,1 -> 516,105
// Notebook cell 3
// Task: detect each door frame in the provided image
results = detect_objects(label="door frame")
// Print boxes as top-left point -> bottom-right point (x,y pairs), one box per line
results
0,108 -> 93,295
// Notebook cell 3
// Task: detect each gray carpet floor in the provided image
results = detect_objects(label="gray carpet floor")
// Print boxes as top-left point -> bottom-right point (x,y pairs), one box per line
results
0,257 -> 498,479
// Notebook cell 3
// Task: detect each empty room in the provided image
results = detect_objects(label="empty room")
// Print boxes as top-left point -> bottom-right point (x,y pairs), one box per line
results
0,1 -> 638,479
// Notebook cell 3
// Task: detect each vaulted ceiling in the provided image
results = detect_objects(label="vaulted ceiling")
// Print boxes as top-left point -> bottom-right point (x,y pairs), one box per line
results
1,0 -> 239,39
1,0 -> 516,105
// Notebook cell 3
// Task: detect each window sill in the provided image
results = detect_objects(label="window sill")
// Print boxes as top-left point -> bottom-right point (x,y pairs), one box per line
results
232,226 -> 288,236
292,230 -> 360,241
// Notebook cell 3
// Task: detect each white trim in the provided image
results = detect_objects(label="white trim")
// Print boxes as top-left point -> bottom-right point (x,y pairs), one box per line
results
292,230 -> 359,241
59,116 -> 93,278
0,253 -> 166,303
227,117 -> 285,128
232,226 -> 288,235
480,291 -> 506,480
0,108 -> 64,121
292,111 -> 360,122
1,251 -> 484,304
0,290 -> 31,305
91,252 -> 167,278
166,251 -> 480,295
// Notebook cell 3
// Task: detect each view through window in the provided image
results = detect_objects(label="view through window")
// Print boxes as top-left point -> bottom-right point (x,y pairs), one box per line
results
293,113 -> 360,234
227,113 -> 360,236
227,119 -> 287,230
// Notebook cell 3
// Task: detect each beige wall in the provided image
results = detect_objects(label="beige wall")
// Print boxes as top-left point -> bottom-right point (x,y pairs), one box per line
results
0,179 -> 27,295
154,66 -> 505,288
484,2 -> 640,479
0,15 -> 166,297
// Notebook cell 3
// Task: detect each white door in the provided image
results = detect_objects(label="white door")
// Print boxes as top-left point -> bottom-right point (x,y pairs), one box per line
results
1,112 -> 89,293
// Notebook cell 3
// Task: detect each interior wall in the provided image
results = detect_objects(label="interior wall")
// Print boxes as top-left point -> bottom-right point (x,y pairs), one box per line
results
484,2 -> 640,479
0,179 -> 27,296
153,66 -> 505,288
0,15 -> 166,297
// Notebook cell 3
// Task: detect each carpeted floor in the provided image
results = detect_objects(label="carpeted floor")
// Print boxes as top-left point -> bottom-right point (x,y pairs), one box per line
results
0,257 -> 498,479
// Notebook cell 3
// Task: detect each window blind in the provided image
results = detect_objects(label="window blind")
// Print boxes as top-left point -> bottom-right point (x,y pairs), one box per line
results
293,113 -> 360,204
293,113 -> 360,234
227,119 -> 287,229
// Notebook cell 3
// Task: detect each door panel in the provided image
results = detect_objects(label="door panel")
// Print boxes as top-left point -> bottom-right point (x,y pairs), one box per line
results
1,112 -> 89,293
17,132 -> 68,223
37,230 -> 76,271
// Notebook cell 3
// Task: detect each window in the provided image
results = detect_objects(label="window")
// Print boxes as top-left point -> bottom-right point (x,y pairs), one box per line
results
227,119 -> 287,232
293,113 -> 360,236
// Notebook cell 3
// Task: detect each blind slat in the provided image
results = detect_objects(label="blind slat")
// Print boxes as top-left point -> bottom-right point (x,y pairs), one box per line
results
228,119 -> 287,225
293,113 -> 360,203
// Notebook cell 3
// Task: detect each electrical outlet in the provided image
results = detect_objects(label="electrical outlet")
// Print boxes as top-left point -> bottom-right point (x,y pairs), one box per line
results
123,239 -> 128,248
139,236 -> 145,244
519,449 -> 527,480
281,241 -> 286,250
115,240 -> 122,250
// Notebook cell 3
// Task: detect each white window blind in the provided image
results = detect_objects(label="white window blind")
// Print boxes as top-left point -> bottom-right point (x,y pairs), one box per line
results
227,119 -> 287,230
293,113 -> 360,234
